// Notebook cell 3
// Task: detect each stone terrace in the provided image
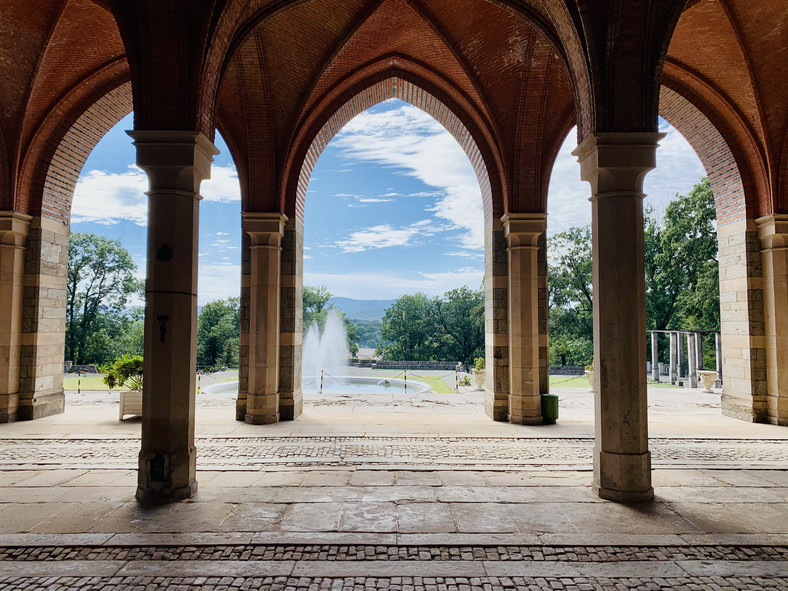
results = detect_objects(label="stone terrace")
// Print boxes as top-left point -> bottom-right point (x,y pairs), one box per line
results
0,379 -> 786,590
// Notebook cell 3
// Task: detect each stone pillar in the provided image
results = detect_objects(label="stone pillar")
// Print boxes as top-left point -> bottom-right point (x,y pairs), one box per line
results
677,333 -> 684,379
669,332 -> 677,385
650,332 -> 659,382
0,213 -> 31,422
236,230 -> 251,421
717,219 -> 767,421
537,231 -> 549,394
503,213 -> 545,425
687,333 -> 697,388
18,216 -> 69,420
696,333 -> 703,371
279,217 -> 303,420
484,218 -> 508,421
244,213 -> 285,425
129,130 -> 217,504
715,333 -> 722,381
756,214 -> 788,425
574,132 -> 662,503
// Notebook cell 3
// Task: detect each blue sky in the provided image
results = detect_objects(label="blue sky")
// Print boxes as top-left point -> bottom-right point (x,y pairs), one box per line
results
72,99 -> 706,304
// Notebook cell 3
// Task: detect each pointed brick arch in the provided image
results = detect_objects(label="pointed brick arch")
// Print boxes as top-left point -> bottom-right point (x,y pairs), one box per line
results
659,86 -> 746,227
295,77 -> 492,224
41,83 -> 133,224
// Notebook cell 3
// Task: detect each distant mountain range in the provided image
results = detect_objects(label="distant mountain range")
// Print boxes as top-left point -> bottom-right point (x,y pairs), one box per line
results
328,297 -> 396,322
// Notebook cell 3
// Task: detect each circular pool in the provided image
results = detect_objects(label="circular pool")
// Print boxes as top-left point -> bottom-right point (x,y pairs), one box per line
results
203,376 -> 431,396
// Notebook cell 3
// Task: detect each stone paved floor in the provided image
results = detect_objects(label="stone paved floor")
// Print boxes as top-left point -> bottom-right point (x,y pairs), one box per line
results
0,382 -> 786,589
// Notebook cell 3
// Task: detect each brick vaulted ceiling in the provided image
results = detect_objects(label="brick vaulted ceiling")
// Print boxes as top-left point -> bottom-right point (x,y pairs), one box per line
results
216,0 -> 575,216
0,1 -> 786,218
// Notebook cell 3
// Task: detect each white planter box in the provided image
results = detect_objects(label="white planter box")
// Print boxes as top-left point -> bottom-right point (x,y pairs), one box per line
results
119,391 -> 142,420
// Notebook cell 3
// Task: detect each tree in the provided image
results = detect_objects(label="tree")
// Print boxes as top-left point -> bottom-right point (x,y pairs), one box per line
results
433,287 -> 484,368
379,293 -> 439,361
379,288 -> 485,366
66,233 -> 140,365
197,298 -> 240,370
547,226 -> 593,365
303,285 -> 358,356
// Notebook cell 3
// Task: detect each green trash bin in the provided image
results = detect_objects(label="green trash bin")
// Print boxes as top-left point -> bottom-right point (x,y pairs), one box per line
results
541,393 -> 559,424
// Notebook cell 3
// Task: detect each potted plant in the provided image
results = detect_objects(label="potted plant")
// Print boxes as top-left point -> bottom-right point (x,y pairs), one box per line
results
473,356 -> 486,390
584,362 -> 594,392
104,354 -> 143,420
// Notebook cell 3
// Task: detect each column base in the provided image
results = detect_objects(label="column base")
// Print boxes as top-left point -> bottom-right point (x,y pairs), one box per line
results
508,414 -> 543,425
0,392 -> 19,423
484,389 -> 507,421
721,393 -> 768,423
593,448 -> 652,503
245,412 -> 279,425
508,393 -> 542,425
17,391 -> 65,420
235,394 -> 247,421
593,482 -> 654,503
279,390 -> 303,421
136,448 -> 197,505
245,392 -> 279,424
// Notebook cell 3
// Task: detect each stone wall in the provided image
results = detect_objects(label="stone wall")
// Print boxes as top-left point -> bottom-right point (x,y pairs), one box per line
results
18,216 -> 68,420
484,218 -> 508,421
279,217 -> 303,420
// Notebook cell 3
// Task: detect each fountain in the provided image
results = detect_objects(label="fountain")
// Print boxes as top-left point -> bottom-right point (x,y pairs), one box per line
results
302,308 -> 349,383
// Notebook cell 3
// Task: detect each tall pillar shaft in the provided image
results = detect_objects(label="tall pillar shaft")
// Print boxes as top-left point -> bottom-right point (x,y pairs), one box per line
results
0,213 -> 31,422
669,332 -> 678,385
237,230 -> 251,420
677,334 -> 684,379
244,213 -> 285,425
278,217 -> 303,421
503,214 -> 545,425
717,220 -> 767,421
687,333 -> 697,387
537,232 -> 550,394
650,332 -> 659,382
575,132 -> 663,503
756,214 -> 788,425
484,218 -> 509,421
130,130 -> 217,504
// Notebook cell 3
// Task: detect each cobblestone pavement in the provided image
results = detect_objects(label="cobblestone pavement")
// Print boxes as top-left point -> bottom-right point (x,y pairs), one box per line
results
1,436 -> 786,469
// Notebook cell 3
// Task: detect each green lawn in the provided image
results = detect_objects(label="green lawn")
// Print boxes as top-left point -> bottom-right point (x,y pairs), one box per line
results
63,375 -> 111,390
548,375 -> 591,388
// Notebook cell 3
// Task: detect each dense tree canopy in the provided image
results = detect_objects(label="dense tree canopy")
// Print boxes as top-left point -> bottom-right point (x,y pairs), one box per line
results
197,298 -> 240,370
548,177 -> 719,366
66,233 -> 141,365
379,287 -> 484,369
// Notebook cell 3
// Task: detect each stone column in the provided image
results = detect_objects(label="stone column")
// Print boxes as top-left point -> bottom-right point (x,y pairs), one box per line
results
687,333 -> 697,388
756,214 -> 788,425
279,216 -> 303,420
574,132 -> 662,503
669,332 -> 677,385
715,332 -> 722,381
18,216 -> 69,420
129,130 -> 217,504
0,213 -> 31,422
484,218 -> 508,421
696,333 -> 704,371
717,220 -> 767,421
236,230 -> 251,420
677,333 -> 684,379
650,332 -> 659,382
503,213 -> 546,425
538,231 -> 550,394
244,212 -> 285,425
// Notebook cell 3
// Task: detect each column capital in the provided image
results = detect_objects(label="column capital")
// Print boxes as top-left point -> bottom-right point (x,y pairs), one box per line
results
572,132 -> 666,195
127,130 -> 218,193
756,214 -> 788,249
243,212 -> 287,247
0,212 -> 33,246
501,213 -> 546,248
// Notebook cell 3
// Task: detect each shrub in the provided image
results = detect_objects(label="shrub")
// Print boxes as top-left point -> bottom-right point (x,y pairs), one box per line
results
103,354 -> 143,391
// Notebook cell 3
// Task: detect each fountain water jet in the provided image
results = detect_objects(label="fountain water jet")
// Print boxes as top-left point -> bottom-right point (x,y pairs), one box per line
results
302,308 -> 349,390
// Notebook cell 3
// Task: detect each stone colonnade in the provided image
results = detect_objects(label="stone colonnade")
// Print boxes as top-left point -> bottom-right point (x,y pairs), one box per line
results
649,330 -> 722,386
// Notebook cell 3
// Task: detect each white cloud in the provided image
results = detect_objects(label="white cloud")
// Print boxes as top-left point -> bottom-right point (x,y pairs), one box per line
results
304,267 -> 483,299
72,163 -> 240,226
333,103 -> 484,251
335,220 -> 437,253
358,197 -> 393,203
72,167 -> 148,225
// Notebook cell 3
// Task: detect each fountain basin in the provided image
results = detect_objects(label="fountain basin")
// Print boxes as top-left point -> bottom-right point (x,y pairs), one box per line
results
203,376 -> 432,396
